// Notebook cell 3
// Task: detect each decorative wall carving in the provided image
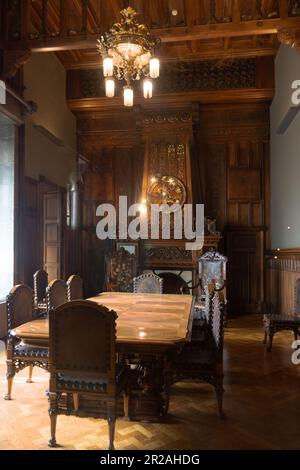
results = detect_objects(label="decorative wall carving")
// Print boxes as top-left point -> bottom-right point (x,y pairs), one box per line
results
2,49 -> 31,79
278,28 -> 300,53
142,112 -> 192,125
156,59 -> 256,94
144,247 -> 193,261
76,59 -> 256,99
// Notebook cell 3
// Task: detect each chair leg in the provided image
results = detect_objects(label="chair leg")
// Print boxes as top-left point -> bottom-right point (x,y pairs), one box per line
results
26,364 -> 34,384
5,375 -> 14,401
107,401 -> 116,450
215,379 -> 225,419
48,413 -> 57,448
5,361 -> 15,401
73,393 -> 79,411
263,331 -> 267,344
48,392 -> 58,448
123,391 -> 130,420
108,417 -> 116,451
294,329 -> 298,341
267,333 -> 274,352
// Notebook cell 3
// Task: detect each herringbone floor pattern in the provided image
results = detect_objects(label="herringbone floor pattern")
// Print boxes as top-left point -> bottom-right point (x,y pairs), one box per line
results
1,315 -> 300,450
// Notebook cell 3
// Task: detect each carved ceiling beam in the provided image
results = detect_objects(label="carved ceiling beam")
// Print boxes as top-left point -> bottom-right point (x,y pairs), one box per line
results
2,16 -> 300,51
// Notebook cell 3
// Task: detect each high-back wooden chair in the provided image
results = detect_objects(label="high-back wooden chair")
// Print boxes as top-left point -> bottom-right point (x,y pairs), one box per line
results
33,269 -> 48,311
199,249 -> 227,302
133,273 -> 163,294
46,280 -> 67,311
174,284 -> 226,418
47,300 -> 129,450
263,277 -> 300,351
66,275 -> 83,301
5,285 -> 49,400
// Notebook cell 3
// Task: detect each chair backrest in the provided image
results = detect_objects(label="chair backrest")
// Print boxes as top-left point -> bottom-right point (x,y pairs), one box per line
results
133,273 -> 163,294
66,275 -> 83,301
106,248 -> 138,292
199,250 -> 227,291
49,301 -> 117,390
47,280 -> 67,311
6,285 -> 34,331
33,269 -> 48,306
208,287 -> 226,353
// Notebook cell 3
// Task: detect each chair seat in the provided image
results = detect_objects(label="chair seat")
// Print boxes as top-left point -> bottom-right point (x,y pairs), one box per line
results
264,314 -> 300,325
56,365 -> 128,394
14,344 -> 49,359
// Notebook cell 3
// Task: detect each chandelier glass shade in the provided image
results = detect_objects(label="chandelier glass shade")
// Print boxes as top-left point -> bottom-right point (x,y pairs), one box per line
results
97,7 -> 161,106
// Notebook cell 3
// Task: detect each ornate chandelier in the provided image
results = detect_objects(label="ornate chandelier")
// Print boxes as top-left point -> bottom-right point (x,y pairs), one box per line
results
97,7 -> 161,107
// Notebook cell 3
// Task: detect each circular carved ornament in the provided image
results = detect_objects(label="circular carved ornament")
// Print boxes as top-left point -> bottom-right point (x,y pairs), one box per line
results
147,176 -> 186,210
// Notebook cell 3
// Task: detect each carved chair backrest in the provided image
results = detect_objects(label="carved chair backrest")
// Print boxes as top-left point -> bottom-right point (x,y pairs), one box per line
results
199,250 -> 227,296
66,275 -> 83,301
33,269 -> 48,306
133,274 -> 163,294
47,280 -> 67,311
49,301 -> 117,390
106,248 -> 138,293
208,287 -> 226,354
6,285 -> 34,331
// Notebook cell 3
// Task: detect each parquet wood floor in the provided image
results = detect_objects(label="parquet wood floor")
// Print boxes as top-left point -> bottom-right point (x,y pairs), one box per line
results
0,315 -> 300,450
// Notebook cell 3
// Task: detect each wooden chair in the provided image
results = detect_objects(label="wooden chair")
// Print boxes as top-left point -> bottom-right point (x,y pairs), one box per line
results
46,280 -> 67,311
263,278 -> 300,352
47,300 -> 129,450
174,284 -> 226,418
33,269 -> 48,312
133,273 -> 163,294
66,275 -> 83,301
5,285 -> 49,400
106,248 -> 138,292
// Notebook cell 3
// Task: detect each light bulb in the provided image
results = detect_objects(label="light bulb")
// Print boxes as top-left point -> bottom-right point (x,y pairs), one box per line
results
105,78 -> 115,98
150,57 -> 160,79
103,57 -> 113,77
124,86 -> 134,107
143,79 -> 153,99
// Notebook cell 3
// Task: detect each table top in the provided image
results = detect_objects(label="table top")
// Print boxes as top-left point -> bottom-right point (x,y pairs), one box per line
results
12,292 -> 194,348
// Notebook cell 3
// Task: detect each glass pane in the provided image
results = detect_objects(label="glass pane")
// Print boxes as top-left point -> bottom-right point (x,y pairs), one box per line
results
0,114 -> 15,300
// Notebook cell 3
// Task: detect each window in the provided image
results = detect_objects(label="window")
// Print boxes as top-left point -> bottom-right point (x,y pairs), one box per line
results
0,114 -> 15,300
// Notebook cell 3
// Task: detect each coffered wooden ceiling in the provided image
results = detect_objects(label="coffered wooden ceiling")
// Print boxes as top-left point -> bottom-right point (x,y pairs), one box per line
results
2,1 -> 300,67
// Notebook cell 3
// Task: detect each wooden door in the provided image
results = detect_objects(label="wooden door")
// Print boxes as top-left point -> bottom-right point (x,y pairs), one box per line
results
226,229 -> 264,315
43,192 -> 63,281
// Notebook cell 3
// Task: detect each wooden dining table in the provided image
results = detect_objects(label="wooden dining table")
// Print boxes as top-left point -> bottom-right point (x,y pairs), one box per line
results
12,292 -> 194,422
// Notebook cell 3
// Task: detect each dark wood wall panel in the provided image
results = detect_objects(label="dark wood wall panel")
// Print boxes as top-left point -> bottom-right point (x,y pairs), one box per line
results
195,102 -> 269,314
76,101 -> 270,313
